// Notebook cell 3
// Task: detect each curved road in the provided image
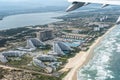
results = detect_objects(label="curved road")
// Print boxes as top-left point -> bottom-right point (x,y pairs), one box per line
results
0,65 -> 52,76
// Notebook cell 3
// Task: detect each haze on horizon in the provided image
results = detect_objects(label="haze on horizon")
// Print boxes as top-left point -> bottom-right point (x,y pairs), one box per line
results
0,0 -> 69,9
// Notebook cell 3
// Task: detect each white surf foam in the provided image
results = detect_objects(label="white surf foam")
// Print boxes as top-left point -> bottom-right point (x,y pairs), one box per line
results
78,25 -> 120,80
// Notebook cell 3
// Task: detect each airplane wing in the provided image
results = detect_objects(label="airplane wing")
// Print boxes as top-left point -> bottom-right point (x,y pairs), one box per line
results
66,0 -> 120,12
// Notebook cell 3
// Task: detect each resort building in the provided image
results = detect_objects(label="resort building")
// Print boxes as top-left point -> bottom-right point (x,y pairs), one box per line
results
48,51 -> 59,56
45,67 -> 53,73
2,50 -> 25,57
33,58 -> 46,68
36,30 -> 53,41
47,62 -> 62,71
36,54 -> 57,62
33,58 -> 53,73
17,47 -> 36,52
100,16 -> 108,22
32,55 -> 59,73
26,38 -> 45,48
61,34 -> 85,40
0,55 -> 8,63
93,27 -> 101,31
53,42 -> 72,55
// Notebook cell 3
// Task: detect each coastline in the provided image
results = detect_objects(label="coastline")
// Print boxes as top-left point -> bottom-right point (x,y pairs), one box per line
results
61,25 -> 116,80
0,11 -> 65,31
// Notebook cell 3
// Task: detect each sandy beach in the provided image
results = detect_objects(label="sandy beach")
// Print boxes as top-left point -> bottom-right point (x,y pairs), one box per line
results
61,26 -> 116,80
0,47 -> 6,52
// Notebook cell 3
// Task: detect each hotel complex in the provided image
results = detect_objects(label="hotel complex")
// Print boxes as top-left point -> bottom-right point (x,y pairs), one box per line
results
36,30 -> 53,41
53,41 -> 72,55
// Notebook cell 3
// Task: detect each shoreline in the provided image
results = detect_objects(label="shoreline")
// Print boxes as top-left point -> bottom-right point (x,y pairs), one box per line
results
0,11 -> 64,31
61,25 -> 116,80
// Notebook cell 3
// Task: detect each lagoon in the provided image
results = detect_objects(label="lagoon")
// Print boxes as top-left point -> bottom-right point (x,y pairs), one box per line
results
0,11 -> 66,30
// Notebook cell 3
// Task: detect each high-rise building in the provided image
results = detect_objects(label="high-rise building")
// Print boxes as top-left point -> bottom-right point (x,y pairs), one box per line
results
37,30 -> 53,41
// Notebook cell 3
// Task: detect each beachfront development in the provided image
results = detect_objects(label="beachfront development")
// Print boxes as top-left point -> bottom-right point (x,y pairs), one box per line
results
0,9 -> 119,80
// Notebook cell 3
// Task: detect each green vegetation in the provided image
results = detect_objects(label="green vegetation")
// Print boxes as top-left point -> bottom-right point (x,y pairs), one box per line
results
0,27 -> 29,36
72,47 -> 81,53
33,75 -> 61,80
43,50 -> 50,54
41,44 -> 52,51
79,30 -> 90,34
29,63 -> 45,72
0,68 -> 6,79
63,30 -> 72,33
32,44 -> 52,54
32,70 -> 69,80
7,55 -> 32,67
58,53 -> 76,65
59,70 -> 70,79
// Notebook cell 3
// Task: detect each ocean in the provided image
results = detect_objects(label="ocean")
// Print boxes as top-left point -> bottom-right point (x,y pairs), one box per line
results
78,25 -> 120,80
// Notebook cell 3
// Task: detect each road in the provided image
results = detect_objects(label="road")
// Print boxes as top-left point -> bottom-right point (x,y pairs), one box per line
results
0,65 -> 52,76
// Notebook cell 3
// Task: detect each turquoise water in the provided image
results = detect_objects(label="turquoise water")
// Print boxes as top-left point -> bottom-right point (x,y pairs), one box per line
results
64,42 -> 81,47
64,40 -> 84,47
78,25 -> 120,80
0,11 -> 66,30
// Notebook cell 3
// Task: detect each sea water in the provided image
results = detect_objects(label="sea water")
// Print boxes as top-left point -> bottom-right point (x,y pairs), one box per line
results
78,25 -> 120,80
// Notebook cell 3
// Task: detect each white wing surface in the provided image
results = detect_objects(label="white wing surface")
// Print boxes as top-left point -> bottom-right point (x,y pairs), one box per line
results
66,0 -> 120,12
68,0 -> 120,5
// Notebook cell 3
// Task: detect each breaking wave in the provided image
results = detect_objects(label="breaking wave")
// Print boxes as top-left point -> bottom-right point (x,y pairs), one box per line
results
78,25 -> 120,80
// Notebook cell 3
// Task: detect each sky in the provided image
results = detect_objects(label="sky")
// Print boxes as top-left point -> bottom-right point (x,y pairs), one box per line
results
0,0 -> 67,3
0,0 -> 69,7
0,0 -> 70,12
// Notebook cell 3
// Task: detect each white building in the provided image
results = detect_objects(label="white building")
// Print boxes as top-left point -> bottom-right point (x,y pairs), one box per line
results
33,58 -> 46,68
26,38 -> 45,48
2,50 -> 25,57
0,55 -> 8,63
116,16 -> 120,24
94,27 -> 100,31
17,47 -> 36,52
53,42 -> 72,55
32,54 -> 61,73
37,54 -> 57,62
33,57 -> 53,73
48,51 -> 59,56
